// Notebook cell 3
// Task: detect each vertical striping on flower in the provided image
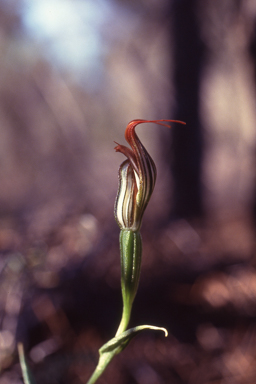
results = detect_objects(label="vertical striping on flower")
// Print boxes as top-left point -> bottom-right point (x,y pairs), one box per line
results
114,119 -> 186,231
86,118 -> 185,384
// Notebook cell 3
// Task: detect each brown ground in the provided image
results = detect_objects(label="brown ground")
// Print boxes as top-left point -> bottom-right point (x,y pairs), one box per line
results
1,212 -> 256,384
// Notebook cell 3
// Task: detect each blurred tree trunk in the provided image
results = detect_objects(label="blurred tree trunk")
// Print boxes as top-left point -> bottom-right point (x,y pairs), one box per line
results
168,0 -> 205,219
249,20 -> 256,224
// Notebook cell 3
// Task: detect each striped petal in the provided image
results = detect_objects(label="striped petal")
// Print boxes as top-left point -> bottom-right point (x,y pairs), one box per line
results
114,119 -> 186,230
115,160 -> 137,229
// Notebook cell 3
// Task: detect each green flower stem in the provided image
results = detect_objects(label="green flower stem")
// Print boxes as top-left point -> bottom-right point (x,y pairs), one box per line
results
115,300 -> 131,336
86,230 -> 142,383
86,353 -> 114,384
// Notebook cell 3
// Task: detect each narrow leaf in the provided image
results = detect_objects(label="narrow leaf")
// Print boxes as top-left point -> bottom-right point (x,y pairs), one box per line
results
18,343 -> 37,384
100,324 -> 168,354
86,325 -> 168,384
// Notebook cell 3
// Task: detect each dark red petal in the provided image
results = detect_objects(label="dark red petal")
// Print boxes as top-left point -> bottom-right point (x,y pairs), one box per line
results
114,142 -> 139,175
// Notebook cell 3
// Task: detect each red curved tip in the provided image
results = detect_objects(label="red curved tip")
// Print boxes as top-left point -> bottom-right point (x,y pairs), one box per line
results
124,119 -> 186,142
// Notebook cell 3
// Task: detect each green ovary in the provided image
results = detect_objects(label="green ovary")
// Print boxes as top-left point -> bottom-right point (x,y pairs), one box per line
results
116,229 -> 142,335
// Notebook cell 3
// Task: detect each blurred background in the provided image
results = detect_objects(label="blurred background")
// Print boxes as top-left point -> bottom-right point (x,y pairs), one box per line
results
1,0 -> 256,383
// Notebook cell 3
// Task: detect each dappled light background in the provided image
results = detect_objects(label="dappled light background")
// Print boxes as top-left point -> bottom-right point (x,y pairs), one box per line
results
1,0 -> 256,383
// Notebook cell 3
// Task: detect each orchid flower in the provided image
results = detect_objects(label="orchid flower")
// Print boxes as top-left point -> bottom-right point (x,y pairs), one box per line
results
114,119 -> 185,231
114,119 -> 185,336
86,119 -> 185,384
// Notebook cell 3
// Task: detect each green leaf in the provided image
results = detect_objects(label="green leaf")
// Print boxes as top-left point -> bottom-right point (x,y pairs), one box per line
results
100,324 -> 168,353
86,325 -> 168,384
18,343 -> 37,384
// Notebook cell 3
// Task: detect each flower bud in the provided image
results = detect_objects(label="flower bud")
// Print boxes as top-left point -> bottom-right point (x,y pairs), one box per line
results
114,119 -> 185,231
